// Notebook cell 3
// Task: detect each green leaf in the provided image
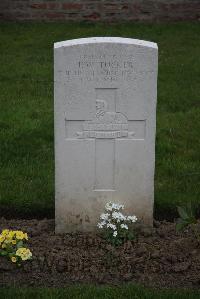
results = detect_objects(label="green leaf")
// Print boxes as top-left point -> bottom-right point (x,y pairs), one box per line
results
127,231 -> 135,240
0,250 -> 8,256
186,202 -> 193,217
8,252 -> 14,257
188,216 -> 197,225
177,206 -> 189,220
16,241 -> 23,249
176,220 -> 188,232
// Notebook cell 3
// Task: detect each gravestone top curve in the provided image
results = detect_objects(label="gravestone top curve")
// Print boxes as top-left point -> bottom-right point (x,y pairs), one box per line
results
54,37 -> 158,49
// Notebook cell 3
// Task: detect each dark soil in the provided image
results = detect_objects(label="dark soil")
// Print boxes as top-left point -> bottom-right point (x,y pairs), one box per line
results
1,218 -> 200,288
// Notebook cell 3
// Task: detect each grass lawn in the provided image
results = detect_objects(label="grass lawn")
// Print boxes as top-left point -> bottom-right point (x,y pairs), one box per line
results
0,22 -> 200,218
1,285 -> 200,299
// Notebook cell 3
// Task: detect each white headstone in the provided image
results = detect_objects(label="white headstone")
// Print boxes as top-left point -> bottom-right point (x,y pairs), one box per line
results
54,37 -> 158,232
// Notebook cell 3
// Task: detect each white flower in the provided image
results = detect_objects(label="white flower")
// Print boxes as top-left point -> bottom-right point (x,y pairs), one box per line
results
97,221 -> 106,229
121,223 -> 128,230
105,202 -> 113,211
112,211 -> 127,222
127,215 -> 137,223
113,231 -> 118,237
107,223 -> 116,230
98,202 -> 138,240
112,203 -> 120,210
111,203 -> 124,210
100,213 -> 109,221
97,223 -> 103,229
105,202 -> 124,212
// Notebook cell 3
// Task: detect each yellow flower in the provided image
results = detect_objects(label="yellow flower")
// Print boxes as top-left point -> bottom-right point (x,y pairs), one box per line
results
1,229 -> 28,242
4,238 -> 12,244
12,240 -> 16,245
16,247 -> 32,261
0,235 -> 5,244
8,231 -> 15,239
15,231 -> 24,240
2,229 -> 9,236
23,233 -> 28,240
11,256 -> 17,263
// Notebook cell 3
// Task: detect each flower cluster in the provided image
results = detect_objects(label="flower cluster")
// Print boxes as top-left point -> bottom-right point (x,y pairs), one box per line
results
0,229 -> 32,265
97,202 -> 137,245
16,247 -> 32,261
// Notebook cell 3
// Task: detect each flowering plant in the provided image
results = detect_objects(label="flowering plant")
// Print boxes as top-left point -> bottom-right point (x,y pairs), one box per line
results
97,202 -> 137,245
0,229 -> 32,265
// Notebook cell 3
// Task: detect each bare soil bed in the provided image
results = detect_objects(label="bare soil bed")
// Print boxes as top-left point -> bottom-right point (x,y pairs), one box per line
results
1,218 -> 200,289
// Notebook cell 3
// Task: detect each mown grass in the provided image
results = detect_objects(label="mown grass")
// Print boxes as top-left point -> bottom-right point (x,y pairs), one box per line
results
0,22 -> 200,218
1,285 -> 200,299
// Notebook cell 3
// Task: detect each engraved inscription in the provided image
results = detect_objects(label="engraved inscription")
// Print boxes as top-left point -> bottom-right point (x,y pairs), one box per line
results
64,54 -> 136,82
76,99 -> 135,139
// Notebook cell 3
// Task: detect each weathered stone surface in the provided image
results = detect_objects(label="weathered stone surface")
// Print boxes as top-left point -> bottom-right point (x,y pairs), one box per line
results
54,37 -> 158,232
